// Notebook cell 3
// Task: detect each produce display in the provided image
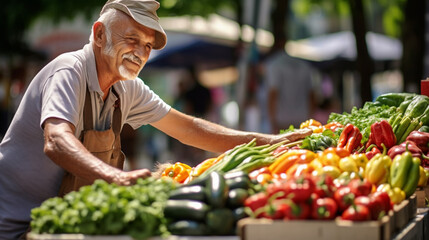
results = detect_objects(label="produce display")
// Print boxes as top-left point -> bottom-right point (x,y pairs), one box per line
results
30,92 -> 429,239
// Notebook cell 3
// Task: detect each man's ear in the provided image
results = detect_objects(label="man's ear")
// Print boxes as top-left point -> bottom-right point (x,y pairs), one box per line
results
93,22 -> 105,47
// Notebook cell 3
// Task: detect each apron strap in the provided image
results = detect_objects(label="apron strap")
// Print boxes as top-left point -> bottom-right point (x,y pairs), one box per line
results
83,87 -> 93,131
111,87 -> 122,136
82,86 -> 122,134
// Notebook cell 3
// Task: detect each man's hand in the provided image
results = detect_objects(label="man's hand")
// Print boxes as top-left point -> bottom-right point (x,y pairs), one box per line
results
113,169 -> 152,186
275,128 -> 313,143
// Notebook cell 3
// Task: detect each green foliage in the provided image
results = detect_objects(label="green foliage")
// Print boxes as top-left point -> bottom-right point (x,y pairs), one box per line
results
30,178 -> 177,239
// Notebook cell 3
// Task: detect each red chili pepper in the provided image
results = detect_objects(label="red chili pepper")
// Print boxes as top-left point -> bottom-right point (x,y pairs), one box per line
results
347,178 -> 372,197
284,174 -> 315,203
341,204 -> 371,221
338,124 -> 363,153
311,197 -> 338,220
406,130 -> 429,153
333,186 -> 355,212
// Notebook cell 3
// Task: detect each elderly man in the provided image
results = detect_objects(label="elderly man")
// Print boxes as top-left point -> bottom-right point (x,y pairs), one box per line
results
0,0 -> 311,238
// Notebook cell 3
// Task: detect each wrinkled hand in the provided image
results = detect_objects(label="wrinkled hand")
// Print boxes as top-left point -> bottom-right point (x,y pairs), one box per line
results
114,168 -> 152,186
276,128 -> 312,143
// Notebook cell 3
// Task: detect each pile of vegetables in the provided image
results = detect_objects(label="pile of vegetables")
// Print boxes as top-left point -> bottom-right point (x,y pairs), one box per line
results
30,178 -> 175,239
164,171 -> 251,236
30,92 -> 429,237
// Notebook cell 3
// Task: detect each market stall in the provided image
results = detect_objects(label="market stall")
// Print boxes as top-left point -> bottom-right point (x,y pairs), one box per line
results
28,91 -> 429,240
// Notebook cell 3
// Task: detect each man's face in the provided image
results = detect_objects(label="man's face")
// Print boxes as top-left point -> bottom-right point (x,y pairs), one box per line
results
102,14 -> 156,80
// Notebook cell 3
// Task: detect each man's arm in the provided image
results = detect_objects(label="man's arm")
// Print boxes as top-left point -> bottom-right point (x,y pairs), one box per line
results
43,117 -> 151,185
151,108 -> 311,153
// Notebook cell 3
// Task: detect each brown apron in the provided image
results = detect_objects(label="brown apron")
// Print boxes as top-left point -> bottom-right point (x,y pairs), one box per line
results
58,87 -> 124,197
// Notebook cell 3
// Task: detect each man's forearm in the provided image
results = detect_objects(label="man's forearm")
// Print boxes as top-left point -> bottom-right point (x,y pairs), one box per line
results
43,120 -> 122,184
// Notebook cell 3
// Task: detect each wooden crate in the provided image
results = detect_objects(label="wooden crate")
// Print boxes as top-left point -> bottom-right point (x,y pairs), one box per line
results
26,233 -> 239,240
237,215 -> 392,240
415,187 -> 429,208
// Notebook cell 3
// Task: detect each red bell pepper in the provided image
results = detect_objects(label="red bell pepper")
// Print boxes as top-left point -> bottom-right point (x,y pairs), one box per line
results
406,130 -> 429,153
311,197 -> 338,220
354,195 -> 385,220
283,174 -> 315,203
283,201 -> 310,220
365,144 -> 381,160
244,192 -> 268,217
312,174 -> 337,198
371,191 -> 392,213
387,140 -> 423,160
341,204 -> 371,221
333,186 -> 355,212
338,124 -> 363,153
366,120 -> 396,150
265,180 -> 287,199
262,199 -> 289,219
347,178 -> 372,197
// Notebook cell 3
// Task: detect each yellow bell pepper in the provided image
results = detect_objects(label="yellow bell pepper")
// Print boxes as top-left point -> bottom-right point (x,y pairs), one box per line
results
319,151 -> 341,167
364,152 -> 391,186
417,166 -> 428,187
377,183 -> 406,204
300,119 -> 322,132
339,157 -> 359,173
162,162 -> 192,183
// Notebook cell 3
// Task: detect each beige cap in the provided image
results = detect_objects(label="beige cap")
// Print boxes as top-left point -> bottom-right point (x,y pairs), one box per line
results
100,0 -> 167,50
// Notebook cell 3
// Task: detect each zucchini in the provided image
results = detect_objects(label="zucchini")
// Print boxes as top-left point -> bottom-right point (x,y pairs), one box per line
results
232,207 -> 248,223
224,170 -> 247,180
185,174 -> 209,187
164,199 -> 210,221
169,185 -> 207,202
226,175 -> 251,190
167,220 -> 210,236
206,171 -> 228,208
206,208 -> 235,235
226,188 -> 249,208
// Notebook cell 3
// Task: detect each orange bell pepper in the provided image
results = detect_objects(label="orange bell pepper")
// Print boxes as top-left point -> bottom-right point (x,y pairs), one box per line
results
269,149 -> 316,174
300,119 -> 323,133
162,162 -> 192,183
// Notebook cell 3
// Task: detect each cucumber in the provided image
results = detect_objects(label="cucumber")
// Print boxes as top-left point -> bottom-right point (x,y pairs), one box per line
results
164,200 -> 210,221
169,185 -> 207,202
206,208 -> 235,235
206,171 -> 228,208
226,188 -> 249,208
167,220 -> 210,236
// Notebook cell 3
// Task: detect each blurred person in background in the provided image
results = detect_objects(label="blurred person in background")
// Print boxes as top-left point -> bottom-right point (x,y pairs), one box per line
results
264,44 -> 317,134
0,0 -> 311,238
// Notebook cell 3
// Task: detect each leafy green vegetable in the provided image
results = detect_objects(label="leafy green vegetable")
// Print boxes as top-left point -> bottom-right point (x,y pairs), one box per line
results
300,129 -> 338,152
327,101 -> 399,143
31,177 -> 176,239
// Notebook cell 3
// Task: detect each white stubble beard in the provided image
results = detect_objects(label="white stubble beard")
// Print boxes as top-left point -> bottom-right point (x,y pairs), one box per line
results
103,31 -> 140,80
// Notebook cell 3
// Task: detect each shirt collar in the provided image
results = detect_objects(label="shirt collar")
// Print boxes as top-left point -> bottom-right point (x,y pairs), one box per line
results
83,43 -> 128,97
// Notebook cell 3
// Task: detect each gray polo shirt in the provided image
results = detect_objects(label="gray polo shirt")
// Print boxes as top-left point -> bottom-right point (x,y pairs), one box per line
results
0,44 -> 171,239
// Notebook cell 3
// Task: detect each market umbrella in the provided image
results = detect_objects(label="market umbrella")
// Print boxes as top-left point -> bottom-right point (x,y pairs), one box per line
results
146,32 -> 238,70
286,31 -> 402,68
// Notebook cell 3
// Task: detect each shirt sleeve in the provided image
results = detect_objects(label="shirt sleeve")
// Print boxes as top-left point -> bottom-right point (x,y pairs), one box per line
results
122,79 -> 171,129
40,68 -> 83,129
